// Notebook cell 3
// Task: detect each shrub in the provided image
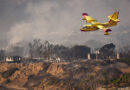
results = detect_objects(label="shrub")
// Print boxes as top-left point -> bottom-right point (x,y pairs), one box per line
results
118,59 -> 130,65
111,73 -> 130,87
101,68 -> 122,85
47,77 -> 60,86
2,67 -> 19,78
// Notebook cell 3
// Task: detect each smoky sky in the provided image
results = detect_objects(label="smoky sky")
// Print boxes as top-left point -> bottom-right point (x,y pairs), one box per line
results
0,0 -> 130,49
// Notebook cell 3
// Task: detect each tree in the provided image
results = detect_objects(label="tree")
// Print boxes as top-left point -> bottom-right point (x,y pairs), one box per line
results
99,43 -> 116,59
28,39 -> 54,59
0,50 -> 5,61
28,39 -> 43,58
43,41 -> 54,60
120,45 -> 130,59
53,45 -> 69,60
70,45 -> 91,60
53,45 -> 91,61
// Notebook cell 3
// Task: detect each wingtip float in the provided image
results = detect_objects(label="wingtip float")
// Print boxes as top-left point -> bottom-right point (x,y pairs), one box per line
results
80,11 -> 120,35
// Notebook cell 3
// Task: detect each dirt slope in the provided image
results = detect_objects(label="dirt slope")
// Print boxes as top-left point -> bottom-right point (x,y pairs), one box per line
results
0,60 -> 130,90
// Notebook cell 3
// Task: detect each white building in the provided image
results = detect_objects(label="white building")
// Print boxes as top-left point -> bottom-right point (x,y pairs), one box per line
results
5,56 -> 22,62
88,53 -> 91,60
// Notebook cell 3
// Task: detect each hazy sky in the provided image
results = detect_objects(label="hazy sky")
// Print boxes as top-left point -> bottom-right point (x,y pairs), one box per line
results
0,0 -> 130,49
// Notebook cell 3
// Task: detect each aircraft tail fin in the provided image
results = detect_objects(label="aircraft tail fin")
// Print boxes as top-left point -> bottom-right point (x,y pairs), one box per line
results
108,11 -> 120,23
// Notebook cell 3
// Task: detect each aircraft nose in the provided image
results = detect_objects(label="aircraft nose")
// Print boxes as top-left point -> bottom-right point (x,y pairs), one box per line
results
80,29 -> 83,31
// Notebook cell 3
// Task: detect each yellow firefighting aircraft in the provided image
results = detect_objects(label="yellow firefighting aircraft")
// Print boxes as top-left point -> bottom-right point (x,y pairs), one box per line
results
80,11 -> 120,35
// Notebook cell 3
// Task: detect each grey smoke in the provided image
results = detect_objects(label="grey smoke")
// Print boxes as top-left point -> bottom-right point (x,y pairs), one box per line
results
0,0 -> 130,50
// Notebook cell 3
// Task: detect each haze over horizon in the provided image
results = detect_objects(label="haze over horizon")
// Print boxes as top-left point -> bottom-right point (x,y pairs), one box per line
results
0,0 -> 130,49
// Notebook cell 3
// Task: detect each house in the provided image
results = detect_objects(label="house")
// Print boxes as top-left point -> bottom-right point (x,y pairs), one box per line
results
5,56 -> 22,63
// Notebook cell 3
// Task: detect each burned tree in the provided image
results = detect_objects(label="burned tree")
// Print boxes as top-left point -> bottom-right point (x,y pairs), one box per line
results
28,39 -> 54,59
43,41 -> 54,60
28,39 -> 43,58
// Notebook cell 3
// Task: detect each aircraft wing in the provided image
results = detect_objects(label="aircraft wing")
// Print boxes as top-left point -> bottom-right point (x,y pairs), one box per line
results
83,24 -> 92,27
84,24 -> 109,32
86,16 -> 97,23
82,13 -> 98,23
96,25 -> 107,31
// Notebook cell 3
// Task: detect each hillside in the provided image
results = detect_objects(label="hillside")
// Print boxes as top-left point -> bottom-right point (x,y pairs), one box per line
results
0,60 -> 130,90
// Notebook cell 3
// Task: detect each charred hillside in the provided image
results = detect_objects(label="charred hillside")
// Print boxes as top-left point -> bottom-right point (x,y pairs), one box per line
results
0,60 -> 130,90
